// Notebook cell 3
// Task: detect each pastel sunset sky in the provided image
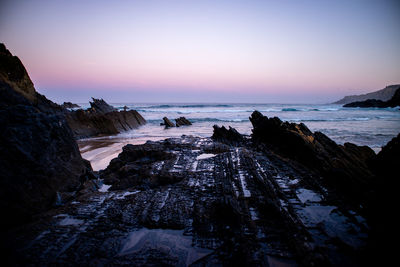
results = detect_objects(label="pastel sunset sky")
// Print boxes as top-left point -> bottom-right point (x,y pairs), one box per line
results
1,0 -> 399,103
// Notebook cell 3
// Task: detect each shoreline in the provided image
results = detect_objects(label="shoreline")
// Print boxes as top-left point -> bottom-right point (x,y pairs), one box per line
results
78,130 -> 383,171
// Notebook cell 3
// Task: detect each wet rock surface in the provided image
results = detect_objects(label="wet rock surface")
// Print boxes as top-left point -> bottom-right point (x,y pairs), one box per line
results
250,111 -> 376,212
5,134 -> 372,266
65,99 -> 146,139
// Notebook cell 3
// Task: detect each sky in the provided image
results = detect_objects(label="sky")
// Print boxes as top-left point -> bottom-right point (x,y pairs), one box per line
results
1,0 -> 399,103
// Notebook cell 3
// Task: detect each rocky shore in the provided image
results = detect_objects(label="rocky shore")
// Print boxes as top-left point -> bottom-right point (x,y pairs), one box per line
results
65,98 -> 146,139
1,43 -> 398,266
3,114 -> 398,266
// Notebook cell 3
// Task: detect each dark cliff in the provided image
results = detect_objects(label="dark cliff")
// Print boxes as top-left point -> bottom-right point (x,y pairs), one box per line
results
0,43 -> 92,228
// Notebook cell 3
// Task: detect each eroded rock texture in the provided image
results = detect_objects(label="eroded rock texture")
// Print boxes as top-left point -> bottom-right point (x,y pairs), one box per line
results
249,111 -> 376,212
6,134 -> 372,266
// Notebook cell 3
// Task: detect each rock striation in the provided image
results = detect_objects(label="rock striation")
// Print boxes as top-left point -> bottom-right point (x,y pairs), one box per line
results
5,131 -> 378,266
249,110 -> 376,210
0,43 -> 92,229
175,116 -> 192,126
65,99 -> 146,139
161,116 -> 192,128
162,116 -> 175,127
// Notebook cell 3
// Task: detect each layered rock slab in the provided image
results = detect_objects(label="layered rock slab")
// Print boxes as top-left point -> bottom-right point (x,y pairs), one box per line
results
6,135 -> 370,266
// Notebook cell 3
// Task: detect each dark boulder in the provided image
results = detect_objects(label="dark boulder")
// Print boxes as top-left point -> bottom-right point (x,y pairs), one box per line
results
100,142 -> 179,190
0,43 -> 92,228
212,125 -> 244,145
175,116 -> 192,126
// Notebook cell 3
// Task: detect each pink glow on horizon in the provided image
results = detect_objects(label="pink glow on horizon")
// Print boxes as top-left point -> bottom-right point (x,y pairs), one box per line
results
2,0 -> 399,102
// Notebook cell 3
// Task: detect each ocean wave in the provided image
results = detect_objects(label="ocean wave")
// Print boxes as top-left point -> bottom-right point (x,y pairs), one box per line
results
136,104 -> 234,109
146,117 -> 249,124
191,118 -> 248,123
281,108 -> 298,111
281,107 -> 340,112
290,117 -> 370,122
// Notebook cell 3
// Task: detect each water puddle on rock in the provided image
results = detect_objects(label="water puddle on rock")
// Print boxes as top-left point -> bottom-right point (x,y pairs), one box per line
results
119,228 -> 213,266
196,153 -> 216,160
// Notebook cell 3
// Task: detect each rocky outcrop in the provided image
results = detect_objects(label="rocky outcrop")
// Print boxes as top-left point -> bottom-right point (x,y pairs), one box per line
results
344,87 -> 400,108
61,102 -> 80,109
64,99 -> 146,139
212,125 -> 245,145
5,134 -> 375,266
175,116 -> 192,126
66,108 -> 146,139
334,84 -> 400,104
162,116 -> 175,127
0,43 -> 92,228
161,116 -> 192,128
88,97 -> 116,113
249,110 -> 376,210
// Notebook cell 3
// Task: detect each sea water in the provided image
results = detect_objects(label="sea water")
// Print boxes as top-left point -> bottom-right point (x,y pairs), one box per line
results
77,103 -> 400,170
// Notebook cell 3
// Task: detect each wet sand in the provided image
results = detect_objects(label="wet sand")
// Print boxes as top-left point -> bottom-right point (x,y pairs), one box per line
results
78,135 -> 168,171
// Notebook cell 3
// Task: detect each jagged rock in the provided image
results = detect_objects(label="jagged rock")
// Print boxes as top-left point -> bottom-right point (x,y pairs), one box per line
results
0,43 -> 37,103
64,98 -> 146,139
162,116 -> 175,127
0,43 -> 92,228
89,97 -> 117,113
66,108 -> 146,138
5,135 -> 374,266
344,88 -> 400,108
249,110 -> 376,210
61,102 -> 80,109
212,125 -> 244,145
175,116 -> 192,126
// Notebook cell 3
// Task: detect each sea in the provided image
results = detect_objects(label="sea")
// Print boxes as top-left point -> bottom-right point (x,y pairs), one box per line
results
77,103 -> 400,170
